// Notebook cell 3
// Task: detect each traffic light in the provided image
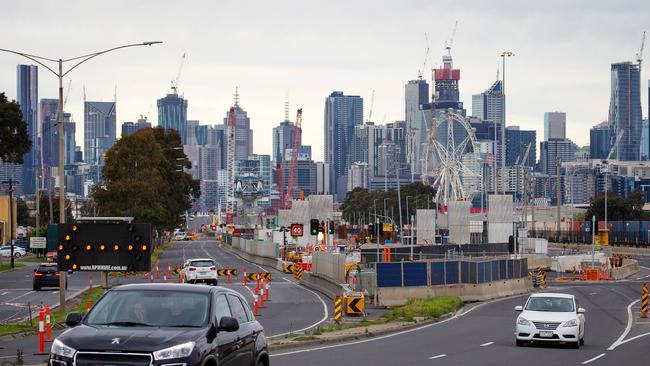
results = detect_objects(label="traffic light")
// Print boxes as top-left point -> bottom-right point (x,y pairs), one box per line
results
211,225 -> 216,231
310,219 -> 320,235
328,221 -> 335,234
368,223 -> 374,234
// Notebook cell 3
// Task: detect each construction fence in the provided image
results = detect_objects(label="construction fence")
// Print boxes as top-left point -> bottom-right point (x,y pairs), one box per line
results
376,257 -> 528,288
361,243 -> 510,263
230,237 -> 279,259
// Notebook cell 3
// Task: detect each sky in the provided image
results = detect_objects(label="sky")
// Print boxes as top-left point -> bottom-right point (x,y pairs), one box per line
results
1,0 -> 649,162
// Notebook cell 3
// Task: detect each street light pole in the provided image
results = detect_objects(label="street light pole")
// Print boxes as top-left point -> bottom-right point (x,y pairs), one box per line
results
500,51 -> 514,195
0,41 -> 162,310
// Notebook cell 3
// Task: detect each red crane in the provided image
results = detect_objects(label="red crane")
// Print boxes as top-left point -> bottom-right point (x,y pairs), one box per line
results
285,108 -> 302,208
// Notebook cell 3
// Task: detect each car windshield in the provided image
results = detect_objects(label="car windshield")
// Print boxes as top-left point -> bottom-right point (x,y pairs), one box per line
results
525,297 -> 574,312
86,290 -> 210,327
190,260 -> 214,267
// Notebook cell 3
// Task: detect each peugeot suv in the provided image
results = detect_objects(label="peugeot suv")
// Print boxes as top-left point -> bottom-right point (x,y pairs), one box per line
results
49,283 -> 269,366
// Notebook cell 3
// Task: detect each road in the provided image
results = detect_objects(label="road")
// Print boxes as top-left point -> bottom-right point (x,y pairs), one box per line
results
0,238 -> 328,364
272,280 -> 650,366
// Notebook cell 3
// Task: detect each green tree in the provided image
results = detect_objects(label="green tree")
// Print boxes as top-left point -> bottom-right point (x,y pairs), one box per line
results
92,127 -> 199,231
36,192 -> 73,224
0,93 -> 32,164
16,197 -> 30,227
585,190 -> 649,221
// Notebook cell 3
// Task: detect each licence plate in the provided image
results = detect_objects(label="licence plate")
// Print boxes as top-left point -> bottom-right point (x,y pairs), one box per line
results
539,331 -> 553,338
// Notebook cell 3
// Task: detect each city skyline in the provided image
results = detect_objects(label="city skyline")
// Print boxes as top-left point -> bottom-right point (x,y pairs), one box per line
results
0,1 -> 648,163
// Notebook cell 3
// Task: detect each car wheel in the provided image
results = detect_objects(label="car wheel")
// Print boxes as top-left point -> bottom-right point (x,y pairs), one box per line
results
14,252 -> 22,258
572,341 -> 580,349
579,336 -> 584,346
516,340 -> 525,347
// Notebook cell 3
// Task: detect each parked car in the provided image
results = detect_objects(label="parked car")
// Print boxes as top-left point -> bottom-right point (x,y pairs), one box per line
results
0,245 -> 26,258
515,292 -> 586,348
33,263 -> 66,291
181,258 -> 218,285
173,232 -> 189,241
49,283 -> 269,366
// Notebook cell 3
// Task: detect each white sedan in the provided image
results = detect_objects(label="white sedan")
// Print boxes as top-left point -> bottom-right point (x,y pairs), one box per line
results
0,245 -> 27,258
515,293 -> 585,348
180,258 -> 218,285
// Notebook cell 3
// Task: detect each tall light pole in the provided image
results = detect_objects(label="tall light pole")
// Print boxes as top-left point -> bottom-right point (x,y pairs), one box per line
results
0,41 -> 162,310
500,51 -> 514,195
406,196 -> 413,246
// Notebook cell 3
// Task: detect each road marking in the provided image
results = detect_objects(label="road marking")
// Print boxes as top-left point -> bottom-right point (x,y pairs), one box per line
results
581,353 -> 606,365
636,274 -> 650,280
636,321 -> 650,324
616,331 -> 650,347
428,354 -> 446,360
608,299 -> 640,350
267,278 -> 329,339
480,342 -> 494,347
2,291 -> 34,304
0,292 -> 9,295
201,245 -> 222,268
589,292 -> 598,295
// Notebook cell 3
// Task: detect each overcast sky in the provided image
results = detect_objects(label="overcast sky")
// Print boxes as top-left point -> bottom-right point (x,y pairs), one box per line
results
1,0 -> 648,162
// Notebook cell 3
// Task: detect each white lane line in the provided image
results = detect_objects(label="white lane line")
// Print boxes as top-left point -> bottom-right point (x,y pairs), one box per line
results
581,353 -> 606,365
428,354 -> 446,360
589,292 -> 598,295
636,274 -> 650,280
2,290 -> 35,304
608,299 -> 640,350
1,292 -> 9,295
480,341 -> 494,347
616,331 -> 650,347
201,245 -> 222,268
220,244 -> 266,272
267,278 -> 329,339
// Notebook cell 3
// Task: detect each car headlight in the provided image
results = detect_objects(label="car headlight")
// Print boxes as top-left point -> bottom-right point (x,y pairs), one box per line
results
562,318 -> 579,327
153,341 -> 195,360
517,317 -> 532,326
51,339 -> 76,358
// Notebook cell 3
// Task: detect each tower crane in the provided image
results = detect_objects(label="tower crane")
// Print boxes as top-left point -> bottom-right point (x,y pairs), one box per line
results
226,106 -> 236,216
444,21 -> 458,56
170,53 -> 186,94
286,108 -> 302,208
367,90 -> 375,122
636,31 -> 646,72
418,33 -> 431,79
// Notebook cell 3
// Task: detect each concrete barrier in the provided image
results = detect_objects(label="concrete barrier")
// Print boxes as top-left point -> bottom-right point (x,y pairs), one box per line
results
548,243 -> 650,256
377,277 -> 532,306
524,254 -> 552,270
611,258 -> 640,280
299,272 -> 344,300
550,253 -> 607,272
312,252 -> 346,284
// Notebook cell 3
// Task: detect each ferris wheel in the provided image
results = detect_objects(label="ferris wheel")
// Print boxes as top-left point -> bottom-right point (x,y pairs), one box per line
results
421,109 -> 482,205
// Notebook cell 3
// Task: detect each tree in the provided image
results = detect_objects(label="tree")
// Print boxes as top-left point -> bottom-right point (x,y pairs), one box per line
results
585,190 -> 649,222
92,127 -> 200,231
0,93 -> 32,164
36,192 -> 73,225
16,197 -> 30,227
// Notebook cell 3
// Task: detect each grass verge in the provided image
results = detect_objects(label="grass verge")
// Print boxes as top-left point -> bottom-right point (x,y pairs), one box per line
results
0,263 -> 25,272
150,239 -> 173,265
0,287 -> 106,337
17,256 -> 50,264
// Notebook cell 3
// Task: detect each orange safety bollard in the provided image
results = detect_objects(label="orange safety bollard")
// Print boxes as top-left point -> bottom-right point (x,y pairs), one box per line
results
35,307 -> 46,355
125,271 -> 128,279
89,274 -> 93,294
86,299 -> 91,311
227,271 -> 231,284
265,280 -> 269,302
45,304 -> 52,342
259,286 -> 265,308
164,272 -> 167,283
254,294 -> 259,316
243,266 -> 247,285
143,272 -> 148,279
150,273 -> 154,284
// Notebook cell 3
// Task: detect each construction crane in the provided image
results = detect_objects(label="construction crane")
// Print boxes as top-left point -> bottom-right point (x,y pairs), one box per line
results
418,33 -> 431,79
444,21 -> 458,56
636,31 -> 646,72
286,108 -> 302,209
170,53 -> 186,94
607,129 -> 625,162
515,143 -> 532,166
367,90 -> 375,122
226,106 -> 236,216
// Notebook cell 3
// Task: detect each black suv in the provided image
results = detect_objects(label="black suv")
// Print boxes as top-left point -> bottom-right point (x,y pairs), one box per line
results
33,263 -> 66,291
49,283 -> 269,366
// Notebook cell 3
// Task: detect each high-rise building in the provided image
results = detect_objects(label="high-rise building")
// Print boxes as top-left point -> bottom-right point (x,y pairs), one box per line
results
207,125 -> 227,170
157,92 -> 188,144
186,120 -> 207,146
608,62 -> 642,161
505,126 -> 536,167
472,79 -> 504,127
17,64 -> 38,196
272,121 -> 299,165
347,162 -> 369,191
324,91 -> 363,201
642,119 -> 649,160
121,117 -> 151,137
544,112 -> 566,141
589,122 -> 611,160
539,139 -> 574,175
351,122 -> 408,179
248,154 -> 271,196
84,101 -> 116,168
281,156 -> 317,199
315,162 -> 330,195
223,96 -> 253,161
405,79 -> 430,175
0,162 -> 22,197
433,52 -> 463,111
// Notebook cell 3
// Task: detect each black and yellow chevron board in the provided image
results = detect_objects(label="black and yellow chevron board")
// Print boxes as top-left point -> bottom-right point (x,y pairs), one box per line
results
334,296 -> 343,323
283,263 -> 295,273
642,283 -> 648,318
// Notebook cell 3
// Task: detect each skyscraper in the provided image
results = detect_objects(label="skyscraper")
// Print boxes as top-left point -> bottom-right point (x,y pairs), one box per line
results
223,95 -> 253,161
609,62 -> 642,161
121,117 -> 151,137
544,112 -> 566,141
539,139 -> 574,175
272,120 -> 299,166
84,101 -> 116,169
157,92 -> 188,144
589,121 -> 611,160
472,80 -> 504,127
17,64 -> 38,195
505,126 -> 536,167
404,79 -> 430,175
324,91 -> 363,201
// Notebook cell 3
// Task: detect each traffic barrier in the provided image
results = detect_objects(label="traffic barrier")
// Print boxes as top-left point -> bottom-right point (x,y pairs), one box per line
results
334,296 -> 343,323
243,266 -> 247,285
180,273 -> 185,284
143,272 -> 148,279
45,304 -> 51,342
247,273 -> 260,282
261,272 -> 272,282
35,307 -> 46,355
642,282 -> 648,319
293,265 -> 304,280
150,273 -> 154,283
259,286 -> 265,308
86,300 -> 91,311
89,274 -> 93,294
125,271 -> 128,279
254,294 -> 259,316
572,267 -> 577,281
164,272 -> 167,283
265,280 -> 270,302
541,271 -> 547,289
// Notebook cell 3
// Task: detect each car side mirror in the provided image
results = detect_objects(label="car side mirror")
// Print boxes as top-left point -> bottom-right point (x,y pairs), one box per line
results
577,308 -> 585,314
65,312 -> 82,327
514,306 -> 523,311
218,316 -> 239,332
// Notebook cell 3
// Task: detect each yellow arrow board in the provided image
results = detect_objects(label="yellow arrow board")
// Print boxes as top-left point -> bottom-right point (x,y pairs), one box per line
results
218,269 -> 238,276
346,296 -> 364,314
247,273 -> 259,281
261,273 -> 271,282
382,223 -> 393,232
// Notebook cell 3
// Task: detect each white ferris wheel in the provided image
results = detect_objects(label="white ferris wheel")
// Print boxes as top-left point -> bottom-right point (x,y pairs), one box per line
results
421,109 -> 482,205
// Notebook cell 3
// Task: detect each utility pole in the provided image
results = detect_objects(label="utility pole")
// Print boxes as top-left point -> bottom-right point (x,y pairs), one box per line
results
556,157 -> 561,240
2,179 -> 17,268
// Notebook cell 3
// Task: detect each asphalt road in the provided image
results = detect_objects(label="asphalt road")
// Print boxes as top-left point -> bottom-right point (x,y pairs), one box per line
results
0,238 -> 328,364
272,281 -> 650,366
